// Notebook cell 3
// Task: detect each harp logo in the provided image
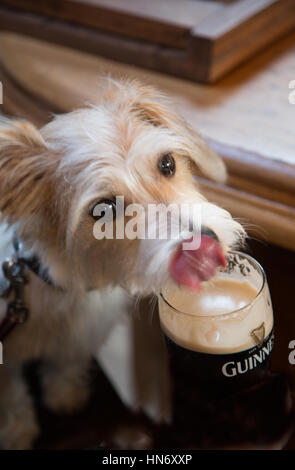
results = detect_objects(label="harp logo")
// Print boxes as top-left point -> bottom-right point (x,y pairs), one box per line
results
289,80 -> 295,105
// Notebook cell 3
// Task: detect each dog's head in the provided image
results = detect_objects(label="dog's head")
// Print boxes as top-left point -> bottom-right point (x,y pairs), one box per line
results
0,79 -> 245,294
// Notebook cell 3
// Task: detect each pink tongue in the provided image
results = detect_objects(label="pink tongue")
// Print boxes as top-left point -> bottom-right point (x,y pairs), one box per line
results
169,235 -> 227,290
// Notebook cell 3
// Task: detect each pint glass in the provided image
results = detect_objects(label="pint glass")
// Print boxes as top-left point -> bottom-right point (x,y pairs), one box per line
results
159,251 -> 274,393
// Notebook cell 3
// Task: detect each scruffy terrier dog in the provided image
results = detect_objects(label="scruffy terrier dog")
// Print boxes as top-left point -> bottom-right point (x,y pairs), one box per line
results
0,79 -> 245,449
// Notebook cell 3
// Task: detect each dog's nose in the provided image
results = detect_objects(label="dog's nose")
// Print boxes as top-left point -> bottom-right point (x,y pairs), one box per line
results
201,226 -> 219,242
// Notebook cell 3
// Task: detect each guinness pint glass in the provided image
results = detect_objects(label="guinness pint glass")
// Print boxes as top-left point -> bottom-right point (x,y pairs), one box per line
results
159,251 -> 274,394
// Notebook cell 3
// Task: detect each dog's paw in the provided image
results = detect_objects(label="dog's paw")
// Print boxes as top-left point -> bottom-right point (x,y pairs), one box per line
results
43,375 -> 91,414
0,406 -> 39,450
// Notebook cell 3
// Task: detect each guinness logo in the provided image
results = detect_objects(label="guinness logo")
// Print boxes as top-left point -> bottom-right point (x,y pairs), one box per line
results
251,322 -> 265,348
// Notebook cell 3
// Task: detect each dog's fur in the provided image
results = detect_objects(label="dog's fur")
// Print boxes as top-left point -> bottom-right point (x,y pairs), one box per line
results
0,79 -> 245,449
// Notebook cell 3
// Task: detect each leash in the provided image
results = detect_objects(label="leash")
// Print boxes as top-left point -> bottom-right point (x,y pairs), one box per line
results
0,238 -> 60,342
0,255 -> 29,342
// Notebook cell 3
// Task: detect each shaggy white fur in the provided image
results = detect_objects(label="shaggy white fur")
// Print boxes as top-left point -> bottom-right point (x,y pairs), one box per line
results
0,79 -> 245,449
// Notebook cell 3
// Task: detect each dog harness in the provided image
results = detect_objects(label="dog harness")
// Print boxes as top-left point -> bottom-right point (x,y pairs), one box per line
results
0,239 -> 57,342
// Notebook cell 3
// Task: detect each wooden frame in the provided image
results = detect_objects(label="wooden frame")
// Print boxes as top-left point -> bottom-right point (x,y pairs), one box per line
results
0,0 -> 295,83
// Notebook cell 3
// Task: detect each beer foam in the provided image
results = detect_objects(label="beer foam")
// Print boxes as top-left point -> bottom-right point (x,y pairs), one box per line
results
168,279 -> 257,317
159,278 -> 273,354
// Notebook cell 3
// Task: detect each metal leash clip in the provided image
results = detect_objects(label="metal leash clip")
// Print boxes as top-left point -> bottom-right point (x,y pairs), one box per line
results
0,257 -> 29,325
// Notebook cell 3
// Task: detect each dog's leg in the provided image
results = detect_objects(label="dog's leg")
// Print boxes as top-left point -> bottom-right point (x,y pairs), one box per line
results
0,365 -> 39,449
131,298 -> 172,424
40,356 -> 91,414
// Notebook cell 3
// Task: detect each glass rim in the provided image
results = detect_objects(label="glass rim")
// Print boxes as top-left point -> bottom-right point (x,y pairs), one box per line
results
159,250 -> 266,320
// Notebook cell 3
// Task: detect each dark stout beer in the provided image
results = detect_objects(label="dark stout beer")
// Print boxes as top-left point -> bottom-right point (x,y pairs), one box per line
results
158,253 -> 292,449
159,273 -> 274,393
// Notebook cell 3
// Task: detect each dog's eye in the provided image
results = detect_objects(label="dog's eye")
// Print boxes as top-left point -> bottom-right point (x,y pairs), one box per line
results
158,153 -> 175,177
91,199 -> 116,221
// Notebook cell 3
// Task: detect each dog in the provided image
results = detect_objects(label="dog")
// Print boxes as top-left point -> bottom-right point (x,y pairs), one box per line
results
0,79 -> 245,449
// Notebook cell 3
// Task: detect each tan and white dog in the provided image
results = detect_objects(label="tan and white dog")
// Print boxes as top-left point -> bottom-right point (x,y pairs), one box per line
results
0,79 -> 245,449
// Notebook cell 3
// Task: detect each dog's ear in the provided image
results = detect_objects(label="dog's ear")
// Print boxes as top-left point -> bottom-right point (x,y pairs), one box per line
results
0,118 -> 55,221
186,128 -> 227,184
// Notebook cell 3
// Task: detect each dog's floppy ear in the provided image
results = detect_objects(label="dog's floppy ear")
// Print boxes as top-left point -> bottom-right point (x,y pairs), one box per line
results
0,117 -> 55,221
188,133 -> 227,184
181,121 -> 227,184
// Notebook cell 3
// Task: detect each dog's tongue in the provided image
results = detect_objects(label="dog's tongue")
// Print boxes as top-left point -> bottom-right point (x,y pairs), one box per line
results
169,235 -> 227,290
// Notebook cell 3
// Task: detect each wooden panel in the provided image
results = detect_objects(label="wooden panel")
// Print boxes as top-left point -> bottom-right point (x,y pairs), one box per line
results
0,0 -> 295,82
199,178 -> 295,250
0,65 -> 54,126
195,0 -> 284,37
209,142 -> 295,198
0,6 -> 196,81
194,0 -> 295,81
0,0 -> 221,49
